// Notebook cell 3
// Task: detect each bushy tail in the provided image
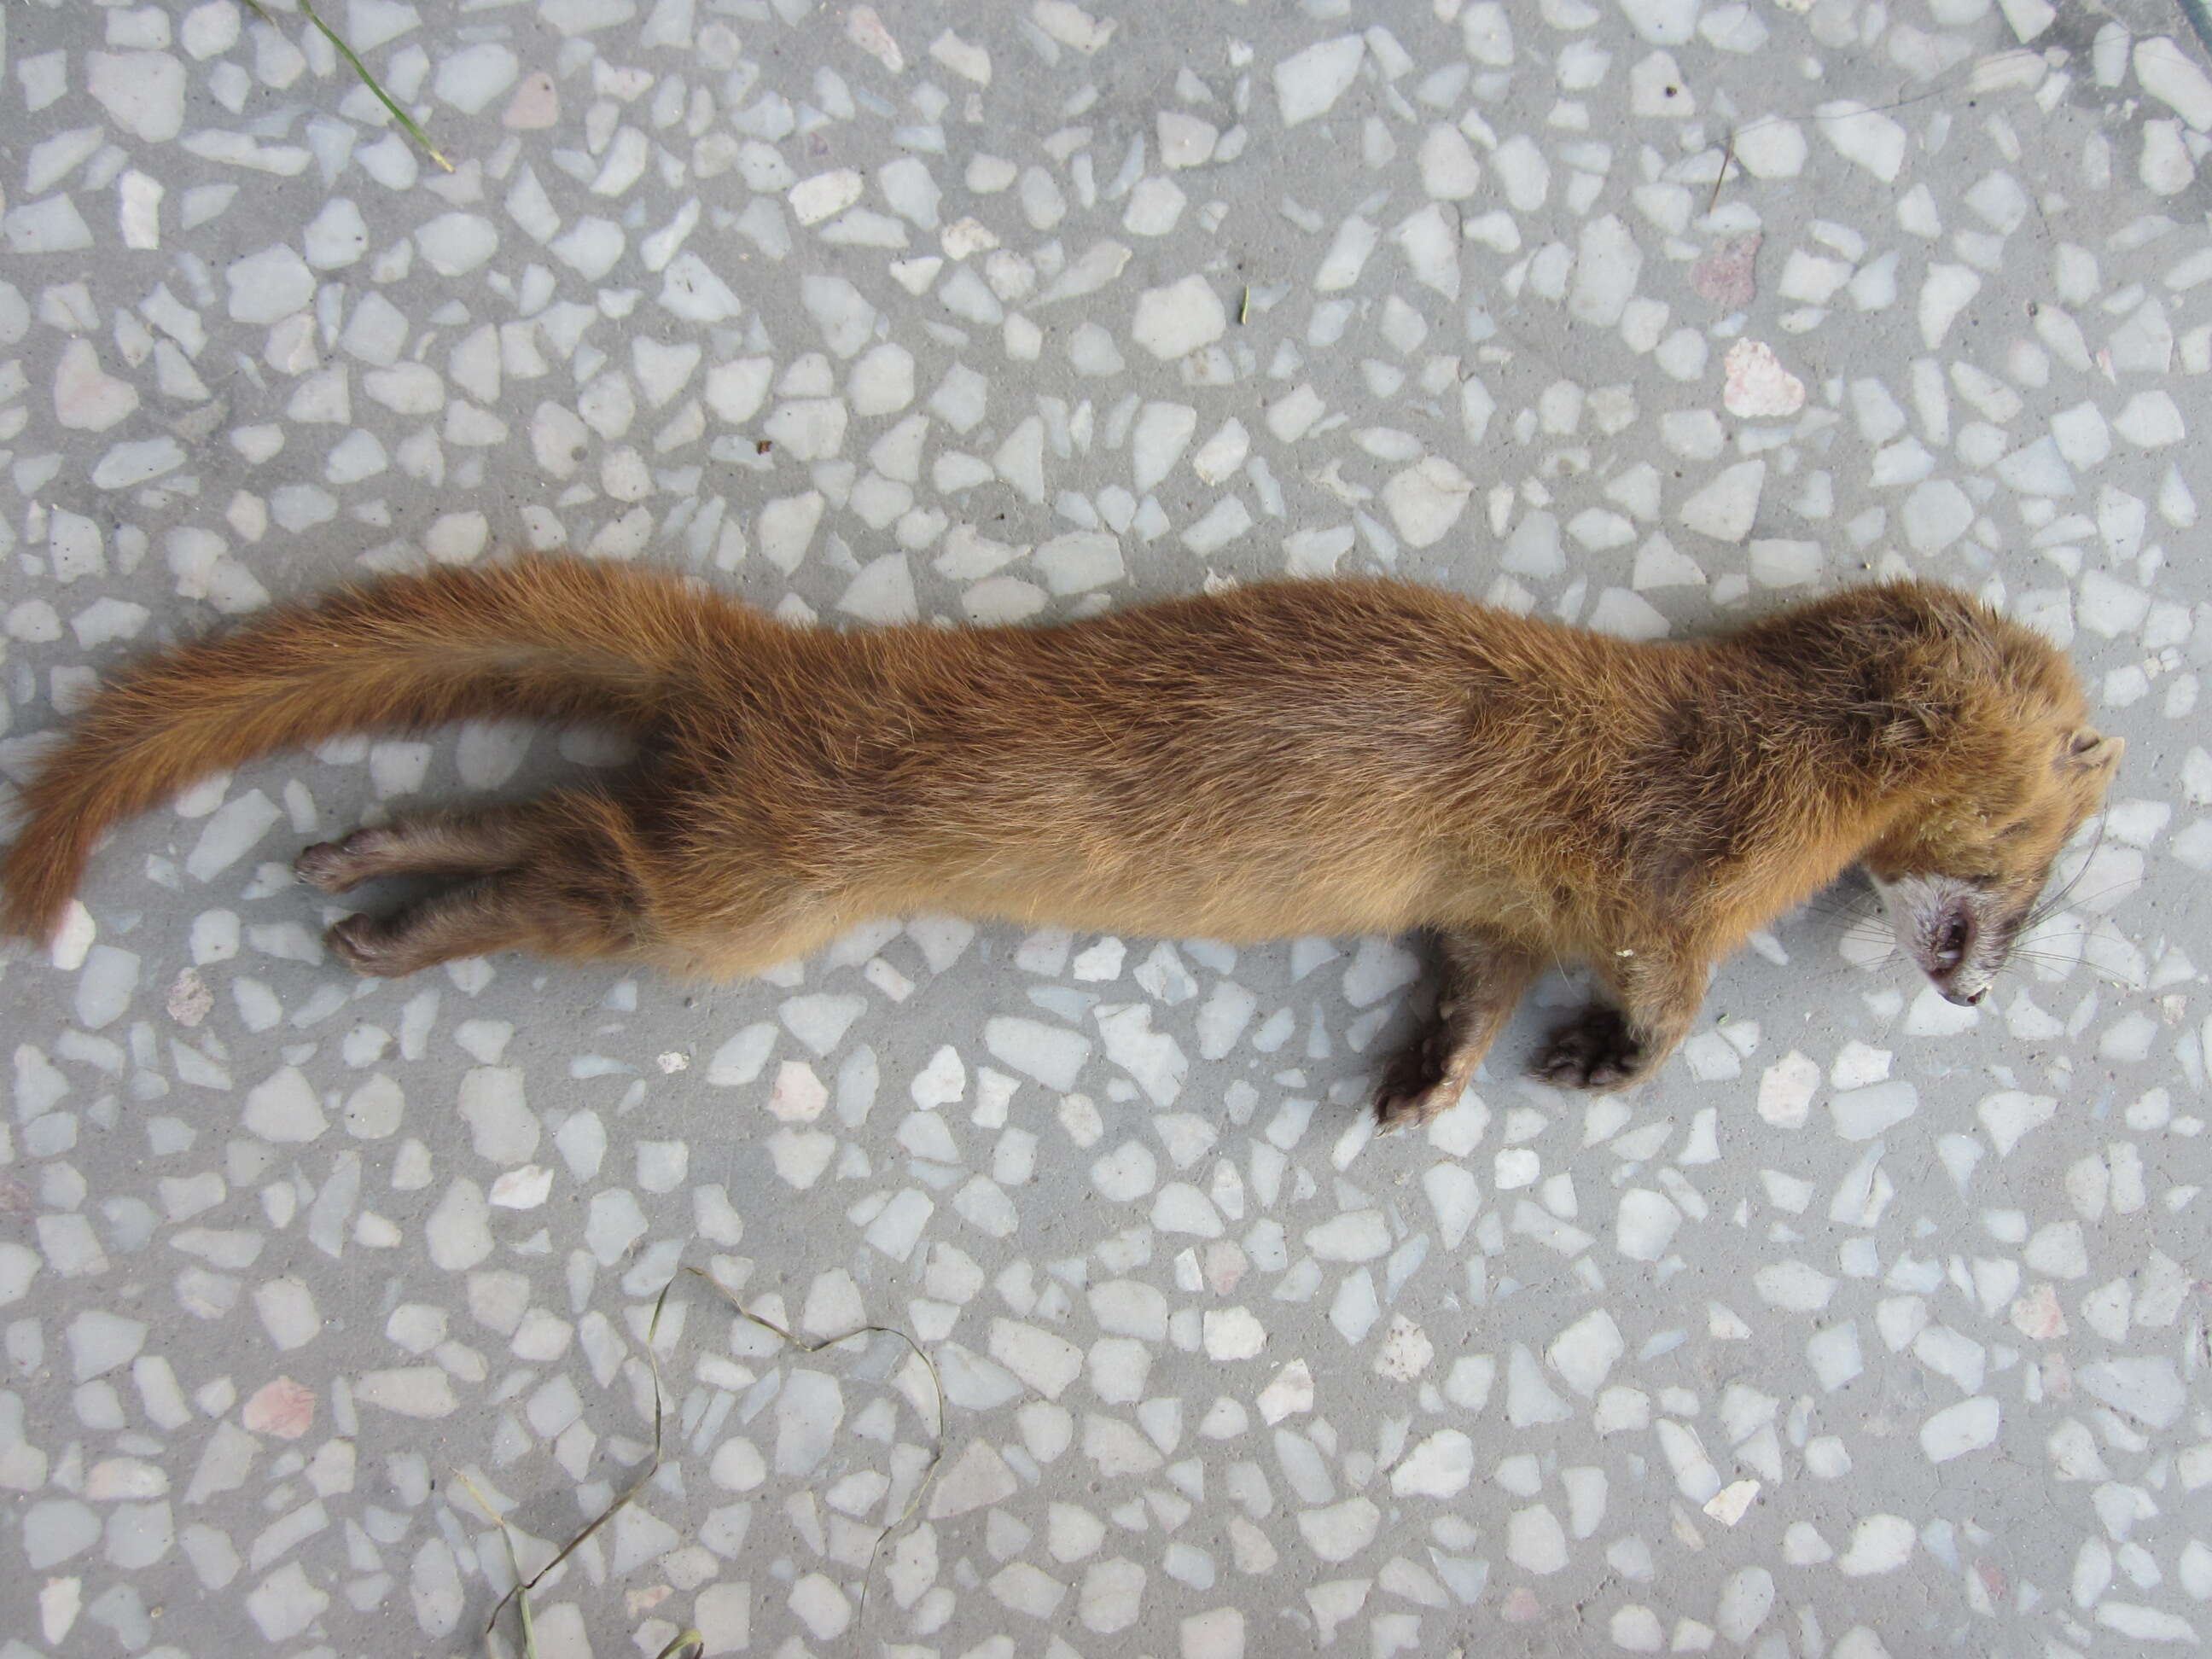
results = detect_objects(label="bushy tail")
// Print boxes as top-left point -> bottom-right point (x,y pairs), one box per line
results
2,555 -> 724,944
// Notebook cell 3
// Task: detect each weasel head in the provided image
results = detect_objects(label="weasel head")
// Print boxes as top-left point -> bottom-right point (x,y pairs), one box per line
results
1866,724 -> 2123,1006
1754,581 -> 2124,1007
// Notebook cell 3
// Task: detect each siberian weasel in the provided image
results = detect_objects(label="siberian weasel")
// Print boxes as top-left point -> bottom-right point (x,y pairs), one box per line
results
0,556 -> 2119,1127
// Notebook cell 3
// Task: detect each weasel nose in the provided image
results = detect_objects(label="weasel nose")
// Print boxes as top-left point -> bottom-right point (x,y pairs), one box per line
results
1943,985 -> 1986,1007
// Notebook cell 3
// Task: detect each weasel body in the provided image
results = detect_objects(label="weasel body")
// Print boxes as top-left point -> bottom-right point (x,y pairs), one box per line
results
0,557 -> 2119,1124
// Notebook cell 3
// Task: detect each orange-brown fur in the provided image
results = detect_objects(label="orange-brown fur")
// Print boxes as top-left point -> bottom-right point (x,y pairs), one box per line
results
0,556 -> 2119,1123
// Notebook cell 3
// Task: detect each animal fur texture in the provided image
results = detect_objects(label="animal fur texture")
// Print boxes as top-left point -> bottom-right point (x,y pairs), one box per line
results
0,556 -> 2121,1126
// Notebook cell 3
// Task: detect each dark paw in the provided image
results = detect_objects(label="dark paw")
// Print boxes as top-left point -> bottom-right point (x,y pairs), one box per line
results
1534,1006 -> 1648,1092
327,914 -> 407,977
1372,1028 -> 1470,1132
294,830 -> 387,893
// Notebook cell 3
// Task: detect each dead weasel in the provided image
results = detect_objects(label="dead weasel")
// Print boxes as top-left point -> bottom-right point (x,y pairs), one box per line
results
1,556 -> 2119,1126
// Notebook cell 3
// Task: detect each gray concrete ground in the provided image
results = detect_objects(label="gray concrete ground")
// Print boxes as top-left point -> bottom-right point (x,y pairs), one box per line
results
2,0 -> 2209,1654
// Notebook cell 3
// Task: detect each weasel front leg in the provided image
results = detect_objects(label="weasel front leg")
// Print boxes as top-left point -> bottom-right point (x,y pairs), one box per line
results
1373,929 -> 1538,1132
1534,945 -> 1708,1092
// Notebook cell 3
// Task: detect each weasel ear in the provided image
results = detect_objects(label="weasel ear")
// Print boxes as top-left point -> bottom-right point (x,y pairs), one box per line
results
2060,728 -> 2123,771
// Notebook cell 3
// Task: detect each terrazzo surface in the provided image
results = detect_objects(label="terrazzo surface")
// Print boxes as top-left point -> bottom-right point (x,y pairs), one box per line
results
2,0 -> 2209,1654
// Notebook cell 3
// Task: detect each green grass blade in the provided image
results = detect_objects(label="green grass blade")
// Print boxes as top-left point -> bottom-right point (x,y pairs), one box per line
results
258,0 -> 455,172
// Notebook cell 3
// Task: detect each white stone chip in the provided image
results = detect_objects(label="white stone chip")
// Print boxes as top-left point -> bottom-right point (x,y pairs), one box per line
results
88,50 -> 187,141
1678,460 -> 1765,541
54,341 -> 140,432
1837,1513 -> 1916,1575
1132,402 -> 1197,492
1728,119 -> 1806,179
1393,203 -> 1461,299
1315,216 -> 1378,291
1547,1308 -> 1624,1396
255,1275 -> 322,1349
414,213 -> 498,276
2115,390 -> 2186,446
1819,101 -> 1908,181
1704,1479 -> 1761,1526
67,1310 -> 148,1381
1755,1260 -> 1837,1313
1257,1359 -> 1314,1423
985,1016 -> 1091,1091
1616,1188 -> 1681,1260
488,1166 -> 552,1209
1131,275 -> 1228,359
1181,496 -> 1254,556
188,789 -> 281,881
1273,36 -> 1365,125
1418,125 -> 1482,197
1918,263 -> 1981,348
1830,1080 -> 1919,1139
428,1179 -> 495,1270
2137,38 -> 2212,130
2078,1356 -> 2186,1428
1372,1313 -> 1434,1381
1507,1504 -> 1569,1574
1157,112 -> 1218,169
791,169 -> 863,225
1390,1429 -> 1473,1497
244,1066 -> 329,1143
74,944 -> 139,1031
1296,1496 -> 1381,1563
457,1068 -> 536,1163
931,28 -> 991,82
1506,1344 -> 1573,1426
1380,457 -> 1473,548
1920,1396 -> 2000,1461
434,42 -> 519,112
1202,1307 -> 1266,1360
355,1367 -> 457,1417
1569,215 -> 1641,326
1305,1209 -> 1390,1261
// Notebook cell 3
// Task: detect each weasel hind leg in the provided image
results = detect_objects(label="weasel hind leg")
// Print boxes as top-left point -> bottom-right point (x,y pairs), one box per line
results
295,803 -> 562,893
311,789 -> 661,976
306,789 -> 848,981
325,875 -> 633,975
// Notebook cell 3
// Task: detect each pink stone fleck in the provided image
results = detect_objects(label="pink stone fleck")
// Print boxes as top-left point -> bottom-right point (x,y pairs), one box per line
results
2041,1350 -> 2075,1400
1691,233 -> 1761,307
845,6 -> 905,73
1721,338 -> 1807,419
2008,1282 -> 2067,1341
167,967 -> 213,1027
503,72 -> 559,130
766,1059 -> 829,1122
243,1375 -> 317,1439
